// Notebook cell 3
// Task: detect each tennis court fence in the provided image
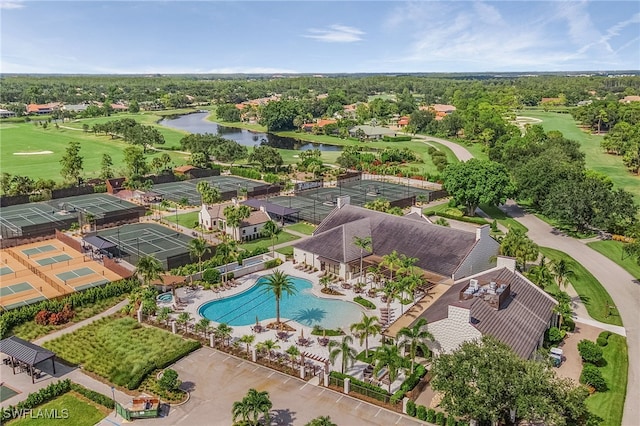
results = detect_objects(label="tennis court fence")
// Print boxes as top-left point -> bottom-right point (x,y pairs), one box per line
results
5,249 -> 69,295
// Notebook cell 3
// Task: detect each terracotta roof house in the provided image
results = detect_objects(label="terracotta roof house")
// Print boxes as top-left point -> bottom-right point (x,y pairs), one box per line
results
397,116 -> 410,126
420,104 -> 456,120
293,203 -> 499,283
302,119 -> 338,131
199,202 -> 272,241
406,257 -> 558,359
26,103 -> 61,115
174,165 -> 198,175
620,95 -> 640,103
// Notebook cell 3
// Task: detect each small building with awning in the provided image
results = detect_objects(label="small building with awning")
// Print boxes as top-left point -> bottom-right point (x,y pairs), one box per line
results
0,336 -> 56,383
241,199 -> 300,224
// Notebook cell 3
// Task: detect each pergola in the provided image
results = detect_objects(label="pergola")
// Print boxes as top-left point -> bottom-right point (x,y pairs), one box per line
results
0,336 -> 56,384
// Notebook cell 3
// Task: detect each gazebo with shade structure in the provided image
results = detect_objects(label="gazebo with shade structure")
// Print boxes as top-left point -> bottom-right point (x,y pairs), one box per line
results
0,336 -> 56,384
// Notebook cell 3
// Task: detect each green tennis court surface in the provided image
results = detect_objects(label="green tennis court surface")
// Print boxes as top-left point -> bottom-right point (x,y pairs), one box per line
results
22,244 -> 56,256
0,282 -> 34,297
3,296 -> 46,310
75,279 -> 109,291
0,266 -> 14,276
56,267 -> 95,282
36,253 -> 73,266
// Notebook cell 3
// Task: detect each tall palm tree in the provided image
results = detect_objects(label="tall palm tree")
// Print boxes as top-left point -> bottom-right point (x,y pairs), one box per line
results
285,345 -> 300,372
262,220 -> 279,257
381,281 -> 399,313
215,322 -> 233,346
188,237 -> 211,273
353,235 -> 372,284
551,259 -> 574,289
196,181 -> 211,205
216,233 -> 237,283
527,256 -> 553,288
224,205 -> 251,241
367,265 -> 384,291
239,334 -> 255,358
259,270 -> 297,325
350,313 -> 381,359
135,255 -> 164,287
232,388 -> 272,426
373,344 -> 405,393
328,335 -> 358,374
195,318 -> 211,337
257,339 -> 280,363
397,318 -> 434,374
381,250 -> 402,282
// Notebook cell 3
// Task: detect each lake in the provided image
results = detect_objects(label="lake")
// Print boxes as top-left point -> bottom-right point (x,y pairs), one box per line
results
158,112 -> 341,152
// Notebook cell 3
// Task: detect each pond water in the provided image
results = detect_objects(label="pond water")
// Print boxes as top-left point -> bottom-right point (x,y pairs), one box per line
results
158,112 -> 341,152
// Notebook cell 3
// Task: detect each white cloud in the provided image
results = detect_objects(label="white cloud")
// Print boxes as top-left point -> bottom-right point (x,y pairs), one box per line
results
0,0 -> 24,9
304,24 -> 364,43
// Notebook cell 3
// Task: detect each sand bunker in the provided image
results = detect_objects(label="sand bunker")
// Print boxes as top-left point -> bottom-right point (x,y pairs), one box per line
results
13,151 -> 53,155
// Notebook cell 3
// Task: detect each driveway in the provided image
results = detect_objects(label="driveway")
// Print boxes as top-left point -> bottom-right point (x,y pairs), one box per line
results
135,347 -> 426,426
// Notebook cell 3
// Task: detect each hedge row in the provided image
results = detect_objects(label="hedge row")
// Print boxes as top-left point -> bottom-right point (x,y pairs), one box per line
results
126,340 -> 201,390
0,279 -> 138,338
230,167 -> 261,180
264,258 -> 282,269
353,296 -> 376,309
425,210 -> 489,225
1,380 -> 72,421
382,135 -> 412,142
329,371 -> 391,400
70,383 -> 115,409
405,400 -> 467,426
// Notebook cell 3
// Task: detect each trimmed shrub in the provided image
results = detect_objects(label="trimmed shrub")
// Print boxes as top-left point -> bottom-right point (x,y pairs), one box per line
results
70,383 -> 115,409
596,337 -> 608,347
436,411 -> 445,426
390,389 -> 405,404
546,327 -> 565,345
406,400 -> 416,417
598,331 -> 612,340
416,405 -> 428,421
400,364 -> 427,392
264,258 -> 282,269
230,167 -> 261,180
446,415 -> 456,426
158,368 -> 180,391
426,408 -> 436,423
202,268 -> 221,284
354,296 -> 376,309
563,317 -> 576,332
580,364 -> 608,392
578,340 -> 603,364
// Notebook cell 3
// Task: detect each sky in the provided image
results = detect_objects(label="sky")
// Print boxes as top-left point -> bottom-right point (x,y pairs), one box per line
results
1,0 -> 639,74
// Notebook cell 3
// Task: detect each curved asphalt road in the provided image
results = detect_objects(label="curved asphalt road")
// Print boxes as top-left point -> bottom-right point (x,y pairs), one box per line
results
431,135 -> 639,424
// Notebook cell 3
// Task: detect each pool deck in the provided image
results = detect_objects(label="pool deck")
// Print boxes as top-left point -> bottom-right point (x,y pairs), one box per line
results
167,261 -> 428,391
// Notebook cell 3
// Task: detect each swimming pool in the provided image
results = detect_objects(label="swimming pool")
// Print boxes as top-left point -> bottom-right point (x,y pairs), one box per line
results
157,292 -> 173,303
198,276 -> 364,329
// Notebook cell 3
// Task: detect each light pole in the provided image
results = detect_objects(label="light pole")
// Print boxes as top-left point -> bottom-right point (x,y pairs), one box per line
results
111,386 -> 116,417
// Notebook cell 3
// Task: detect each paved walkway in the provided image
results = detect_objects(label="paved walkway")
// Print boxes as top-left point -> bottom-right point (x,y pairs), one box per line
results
400,133 -> 474,162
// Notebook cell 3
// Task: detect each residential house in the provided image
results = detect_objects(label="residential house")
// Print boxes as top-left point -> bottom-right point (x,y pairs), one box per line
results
349,125 -> 397,140
420,104 -> 457,121
293,202 -> 499,282
26,103 -> 61,115
199,202 -> 272,241
620,95 -> 640,103
401,257 -> 558,359
301,118 -> 337,132
0,109 -> 16,118
62,104 -> 89,113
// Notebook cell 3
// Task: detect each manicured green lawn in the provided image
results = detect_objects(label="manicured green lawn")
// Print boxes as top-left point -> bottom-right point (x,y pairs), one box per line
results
239,231 -> 300,251
586,334 -> 628,426
285,222 -> 316,235
43,316 -> 199,388
0,122 -> 188,181
8,392 -> 108,426
587,240 -> 640,279
539,247 -> 622,326
517,110 -> 640,202
165,211 -> 200,229
276,246 -> 293,256
478,204 -> 528,233
422,203 -> 490,225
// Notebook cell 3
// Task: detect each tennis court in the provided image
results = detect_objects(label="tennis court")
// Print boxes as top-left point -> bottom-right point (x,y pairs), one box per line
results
47,193 -> 144,222
56,267 -> 95,281
97,222 -> 205,269
153,175 -> 268,205
0,266 -> 13,275
0,282 -> 33,297
0,203 -> 75,239
35,253 -> 73,266
22,244 -> 56,257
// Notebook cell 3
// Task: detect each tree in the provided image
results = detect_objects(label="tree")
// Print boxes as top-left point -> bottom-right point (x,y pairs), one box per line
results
262,220 -> 279,257
381,250 -> 402,282
156,306 -> 172,325
188,237 -> 211,272
189,151 -> 209,168
135,255 -> 163,286
223,205 -> 252,241
499,228 -> 539,271
285,345 -> 300,371
550,258 -> 574,289
259,269 -> 297,325
239,334 -> 255,358
123,146 -> 148,177
232,388 -> 272,426
305,416 -> 337,426
443,159 -> 514,216
328,335 -> 358,374
100,153 -> 114,180
350,313 -> 381,359
195,317 -> 211,337
256,339 -> 281,363
373,344 -> 405,393
398,318 -> 434,374
158,368 -> 180,392
128,100 -> 140,113
176,311 -> 192,333
352,235 -> 372,285
247,145 -> 283,171
216,322 -> 234,346
577,339 -> 603,364
60,141 -> 84,185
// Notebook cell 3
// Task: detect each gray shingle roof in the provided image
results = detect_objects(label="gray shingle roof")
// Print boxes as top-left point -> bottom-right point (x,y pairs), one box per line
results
0,336 -> 55,366
242,199 -> 299,216
417,267 -> 558,358
297,205 -> 478,277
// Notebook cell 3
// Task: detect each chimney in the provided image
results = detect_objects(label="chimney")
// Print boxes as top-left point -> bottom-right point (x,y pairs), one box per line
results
476,224 -> 490,241
496,256 -> 517,272
336,195 -> 351,208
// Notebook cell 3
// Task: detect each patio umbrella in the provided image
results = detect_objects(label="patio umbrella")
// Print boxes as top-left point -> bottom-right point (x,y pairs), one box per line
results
300,329 -> 304,339
256,315 -> 260,326
323,329 -> 326,338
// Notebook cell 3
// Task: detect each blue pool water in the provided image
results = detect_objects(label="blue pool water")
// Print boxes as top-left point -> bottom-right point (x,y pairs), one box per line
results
198,276 -> 364,329
157,293 -> 173,303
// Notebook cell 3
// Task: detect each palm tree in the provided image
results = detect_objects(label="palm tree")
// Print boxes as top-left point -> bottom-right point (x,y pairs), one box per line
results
231,388 -> 272,426
381,250 -> 402,282
381,281 -> 399,313
135,255 -> 164,287
350,313 -> 381,359
195,318 -> 211,337
257,339 -> 280,363
156,306 -> 172,325
550,259 -> 574,289
527,256 -> 553,288
216,322 -> 233,346
177,312 -> 192,333
367,265 -> 384,291
285,345 -> 300,372
262,220 -> 279,257
239,334 -> 255,358
188,237 -> 211,273
328,335 -> 357,374
320,275 -> 332,291
224,205 -> 251,241
196,181 -> 212,205
397,318 -> 434,374
216,233 -> 238,283
259,270 -> 297,325
305,416 -> 337,426
353,235 -> 372,285
373,344 -> 405,393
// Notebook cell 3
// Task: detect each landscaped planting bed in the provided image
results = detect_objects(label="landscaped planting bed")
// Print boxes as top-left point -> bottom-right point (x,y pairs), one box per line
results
43,316 -> 200,389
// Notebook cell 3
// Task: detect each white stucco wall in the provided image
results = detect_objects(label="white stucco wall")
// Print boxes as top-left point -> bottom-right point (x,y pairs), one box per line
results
427,305 -> 483,355
453,226 -> 500,280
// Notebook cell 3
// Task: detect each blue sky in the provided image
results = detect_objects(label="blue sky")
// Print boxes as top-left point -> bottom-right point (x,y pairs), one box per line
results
1,1 -> 639,74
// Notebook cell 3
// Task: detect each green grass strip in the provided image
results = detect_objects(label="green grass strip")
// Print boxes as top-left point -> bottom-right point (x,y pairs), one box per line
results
587,240 -> 640,280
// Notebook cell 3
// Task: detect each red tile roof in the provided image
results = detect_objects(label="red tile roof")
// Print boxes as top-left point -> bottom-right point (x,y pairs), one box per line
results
302,119 -> 337,129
